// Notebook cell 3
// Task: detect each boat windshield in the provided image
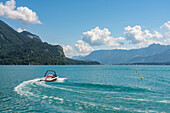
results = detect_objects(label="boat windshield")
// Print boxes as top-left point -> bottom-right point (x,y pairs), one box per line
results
44,70 -> 57,77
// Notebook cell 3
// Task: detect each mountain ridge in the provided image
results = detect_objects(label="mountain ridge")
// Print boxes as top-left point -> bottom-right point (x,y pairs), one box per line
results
0,20 -> 100,65
74,43 -> 170,64
20,31 -> 42,42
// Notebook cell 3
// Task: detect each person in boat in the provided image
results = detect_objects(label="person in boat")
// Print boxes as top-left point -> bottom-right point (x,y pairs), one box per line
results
53,73 -> 57,77
41,70 -> 58,82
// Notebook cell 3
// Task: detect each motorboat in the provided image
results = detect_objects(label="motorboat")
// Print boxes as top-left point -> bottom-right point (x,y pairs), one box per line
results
40,70 -> 58,82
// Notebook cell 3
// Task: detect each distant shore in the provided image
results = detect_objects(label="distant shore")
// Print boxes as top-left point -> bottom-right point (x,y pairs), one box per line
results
115,62 -> 170,65
1,63 -> 170,65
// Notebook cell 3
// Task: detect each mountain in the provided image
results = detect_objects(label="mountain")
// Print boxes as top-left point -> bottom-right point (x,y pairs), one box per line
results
20,31 -> 42,42
72,55 -> 84,60
77,44 -> 170,64
129,49 -> 170,63
0,20 -> 100,65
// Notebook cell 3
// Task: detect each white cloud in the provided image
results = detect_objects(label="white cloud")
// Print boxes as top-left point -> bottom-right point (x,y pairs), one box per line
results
163,38 -> 170,45
124,25 -> 163,44
82,27 -> 124,46
161,21 -> 170,30
165,31 -> 170,37
62,45 -> 73,52
17,28 -> 26,33
75,40 -> 94,53
0,0 -> 41,24
104,36 -> 124,46
62,43 -> 93,58
62,45 -> 74,58
135,40 -> 162,49
152,31 -> 163,39
161,21 -> 170,39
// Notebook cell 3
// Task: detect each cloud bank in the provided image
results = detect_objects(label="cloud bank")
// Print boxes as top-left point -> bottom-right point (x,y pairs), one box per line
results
75,40 -> 94,53
161,21 -> 170,30
124,25 -> 163,44
0,0 -> 41,24
61,21 -> 170,57
62,45 -> 74,58
17,28 -> 26,33
82,27 -> 124,46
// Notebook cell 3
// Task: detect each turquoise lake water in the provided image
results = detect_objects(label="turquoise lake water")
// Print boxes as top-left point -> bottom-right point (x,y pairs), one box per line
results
0,65 -> 170,112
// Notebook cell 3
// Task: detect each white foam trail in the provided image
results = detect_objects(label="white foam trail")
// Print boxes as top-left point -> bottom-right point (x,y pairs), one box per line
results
37,81 -> 84,94
139,87 -> 155,91
53,97 -> 63,101
15,78 -> 65,102
80,101 -> 122,111
55,78 -> 67,83
14,78 -> 40,97
108,96 -> 150,102
42,95 -> 48,99
133,109 -> 158,113
81,100 -> 157,113
156,100 -> 170,103
48,96 -> 63,101
115,96 -> 170,104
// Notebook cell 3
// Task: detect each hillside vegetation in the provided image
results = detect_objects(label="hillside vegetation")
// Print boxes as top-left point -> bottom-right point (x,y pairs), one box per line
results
0,20 -> 100,65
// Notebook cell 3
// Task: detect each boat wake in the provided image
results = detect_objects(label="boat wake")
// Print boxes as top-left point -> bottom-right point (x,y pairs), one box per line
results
55,78 -> 67,83
14,78 -> 40,97
14,78 -> 169,112
14,78 -> 67,99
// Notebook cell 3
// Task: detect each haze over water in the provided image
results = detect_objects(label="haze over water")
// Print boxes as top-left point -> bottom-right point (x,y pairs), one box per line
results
0,65 -> 170,112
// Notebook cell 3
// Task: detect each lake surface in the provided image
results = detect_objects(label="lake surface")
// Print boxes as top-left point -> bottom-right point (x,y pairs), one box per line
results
0,65 -> 170,113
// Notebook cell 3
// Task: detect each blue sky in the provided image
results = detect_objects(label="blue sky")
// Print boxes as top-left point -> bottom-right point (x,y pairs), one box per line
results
0,0 -> 170,57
